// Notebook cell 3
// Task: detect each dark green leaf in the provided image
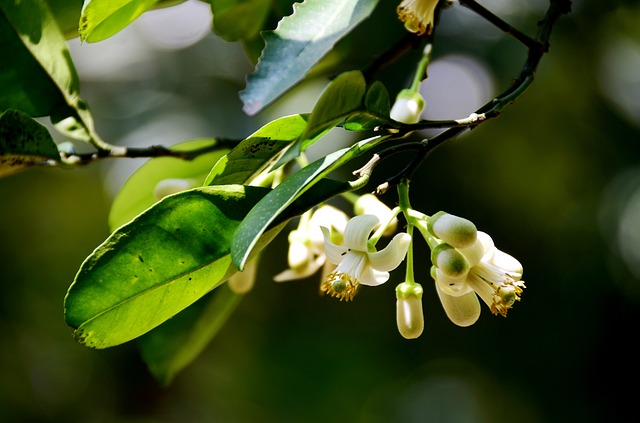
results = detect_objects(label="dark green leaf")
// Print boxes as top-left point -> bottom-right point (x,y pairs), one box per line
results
65,185 -> 278,349
204,114 -> 308,186
240,0 -> 380,115
79,0 -> 160,42
343,81 -> 394,131
231,135 -> 387,269
210,0 -> 270,42
46,0 -> 84,39
0,109 -> 60,177
138,284 -> 242,385
109,139 -> 229,231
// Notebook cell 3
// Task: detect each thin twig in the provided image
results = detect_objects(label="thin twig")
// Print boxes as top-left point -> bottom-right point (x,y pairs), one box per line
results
375,0 -> 572,191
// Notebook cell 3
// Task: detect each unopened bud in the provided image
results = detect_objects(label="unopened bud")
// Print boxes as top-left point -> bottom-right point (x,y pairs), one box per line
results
228,258 -> 259,294
396,282 -> 424,339
427,211 -> 477,248
431,243 -> 469,277
390,89 -> 425,124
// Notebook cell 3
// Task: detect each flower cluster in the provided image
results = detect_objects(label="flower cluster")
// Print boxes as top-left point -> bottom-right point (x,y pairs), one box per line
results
272,191 -> 525,340
423,212 -> 526,326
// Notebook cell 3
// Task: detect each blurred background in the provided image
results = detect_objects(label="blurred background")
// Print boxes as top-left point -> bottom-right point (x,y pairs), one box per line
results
1,0 -> 640,422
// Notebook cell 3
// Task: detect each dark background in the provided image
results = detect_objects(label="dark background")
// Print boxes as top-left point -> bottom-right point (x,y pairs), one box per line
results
2,1 -> 639,422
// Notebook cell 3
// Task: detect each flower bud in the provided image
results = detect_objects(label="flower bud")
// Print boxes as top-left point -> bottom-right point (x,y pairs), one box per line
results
427,211 -> 477,248
431,243 -> 469,277
153,178 -> 196,201
390,89 -> 425,124
353,194 -> 397,236
396,282 -> 424,339
435,282 -> 481,327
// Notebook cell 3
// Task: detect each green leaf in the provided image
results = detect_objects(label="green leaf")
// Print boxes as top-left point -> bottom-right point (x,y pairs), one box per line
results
0,109 -> 60,177
274,71 -> 366,167
343,81 -> 394,131
240,0 -> 380,115
109,139 -> 229,231
138,284 -> 242,385
231,135 -> 387,269
65,185 -> 278,349
79,0 -> 160,42
204,114 -> 309,186
210,0 -> 270,42
0,0 -> 77,115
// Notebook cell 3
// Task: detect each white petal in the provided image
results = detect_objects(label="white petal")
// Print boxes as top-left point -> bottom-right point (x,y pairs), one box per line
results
309,205 -> 349,246
458,236 -> 486,266
343,215 -> 379,251
334,251 -> 366,278
287,241 -> 311,270
357,260 -> 390,286
273,255 -> 324,282
488,249 -> 523,276
435,282 -> 481,327
368,233 -> 411,272
321,226 -> 348,264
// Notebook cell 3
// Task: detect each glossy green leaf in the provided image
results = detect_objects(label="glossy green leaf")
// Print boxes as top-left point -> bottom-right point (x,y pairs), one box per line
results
138,284 -> 242,385
79,0 -> 160,42
65,185 -> 277,349
0,109 -> 60,177
240,0 -> 380,115
204,114 -> 308,186
210,0 -> 270,42
343,81 -> 394,131
0,0 -> 80,116
274,71 -> 366,167
231,135 -> 388,269
109,139 -> 229,231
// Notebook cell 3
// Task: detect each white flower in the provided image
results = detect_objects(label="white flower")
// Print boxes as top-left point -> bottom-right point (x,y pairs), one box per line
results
390,89 -> 425,124
397,0 -> 441,36
433,231 -> 525,321
353,193 -> 398,236
273,205 -> 348,282
396,282 -> 424,339
321,215 -> 411,301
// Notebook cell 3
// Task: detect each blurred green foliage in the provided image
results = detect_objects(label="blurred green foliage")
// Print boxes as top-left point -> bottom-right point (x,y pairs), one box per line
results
2,0 -> 640,422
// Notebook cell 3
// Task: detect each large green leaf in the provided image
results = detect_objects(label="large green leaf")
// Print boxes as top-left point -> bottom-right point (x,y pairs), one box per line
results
138,284 -> 242,385
79,0 -> 160,42
65,185 -> 276,349
0,109 -> 61,177
109,139 -> 229,231
231,134 -> 388,269
239,0 -> 380,115
210,0 -> 270,42
204,114 -> 309,186
0,0 -> 78,115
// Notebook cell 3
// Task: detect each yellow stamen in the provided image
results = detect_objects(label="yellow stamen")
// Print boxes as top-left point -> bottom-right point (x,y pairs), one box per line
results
321,272 -> 359,301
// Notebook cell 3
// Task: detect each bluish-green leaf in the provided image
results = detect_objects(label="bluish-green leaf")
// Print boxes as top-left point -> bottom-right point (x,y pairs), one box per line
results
240,0 -> 380,115
109,139 -> 229,231
0,109 -> 60,177
231,135 -> 388,269
79,0 -> 160,42
138,284 -> 242,385
210,0 -> 270,42
204,114 -> 309,186
65,185 -> 277,349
